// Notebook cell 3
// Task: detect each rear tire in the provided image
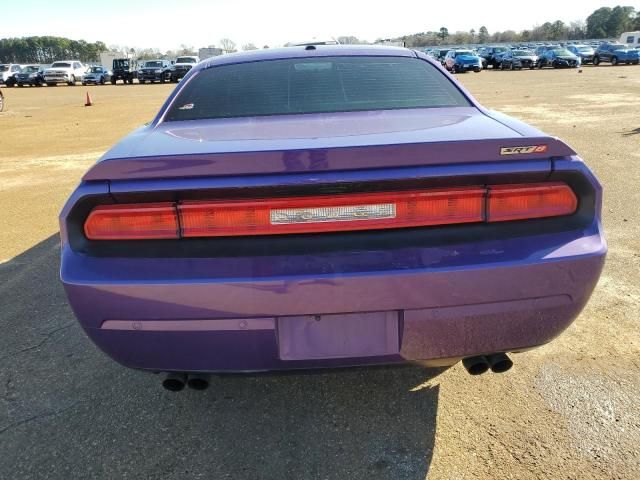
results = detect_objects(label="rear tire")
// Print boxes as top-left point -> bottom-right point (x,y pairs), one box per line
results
612,56 -> 618,66
67,75 -> 75,86
593,56 -> 600,66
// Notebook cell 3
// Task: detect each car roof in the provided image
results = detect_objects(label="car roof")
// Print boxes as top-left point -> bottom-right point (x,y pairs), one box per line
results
199,45 -> 415,71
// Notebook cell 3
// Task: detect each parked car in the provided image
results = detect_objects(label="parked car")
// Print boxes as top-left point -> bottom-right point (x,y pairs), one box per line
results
425,49 -> 440,61
111,58 -> 137,85
567,45 -> 595,64
479,46 -> 509,69
138,59 -> 171,83
0,64 -> 22,87
44,60 -> 86,86
15,64 -> 46,87
59,46 -> 605,389
534,45 -> 559,56
593,43 -> 640,65
500,50 -> 538,70
170,56 -> 199,82
444,49 -> 482,73
538,48 -> 580,68
83,66 -> 111,85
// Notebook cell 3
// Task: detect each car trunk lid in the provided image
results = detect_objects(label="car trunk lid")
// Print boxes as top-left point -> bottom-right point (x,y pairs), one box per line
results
84,107 -> 574,181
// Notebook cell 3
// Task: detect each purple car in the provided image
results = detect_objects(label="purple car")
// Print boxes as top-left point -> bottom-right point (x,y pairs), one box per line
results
60,46 -> 605,390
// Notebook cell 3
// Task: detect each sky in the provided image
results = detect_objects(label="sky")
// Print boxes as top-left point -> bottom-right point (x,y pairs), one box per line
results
2,0 -> 629,51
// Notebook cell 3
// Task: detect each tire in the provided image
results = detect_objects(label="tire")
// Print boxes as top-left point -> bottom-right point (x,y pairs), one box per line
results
67,75 -> 75,86
510,63 -> 515,71
111,78 -> 116,85
0,93 -> 4,112
612,57 -> 618,66
530,65 -> 535,70
474,67 -> 480,73
100,77 -> 105,85
18,83 -> 24,87
47,82 -> 56,87
593,56 -> 600,66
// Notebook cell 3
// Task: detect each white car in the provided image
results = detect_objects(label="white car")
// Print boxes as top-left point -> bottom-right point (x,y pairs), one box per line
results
44,61 -> 87,86
0,64 -> 22,86
169,56 -> 200,82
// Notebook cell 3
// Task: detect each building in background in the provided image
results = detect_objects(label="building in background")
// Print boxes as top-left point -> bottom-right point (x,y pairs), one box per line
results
198,47 -> 224,59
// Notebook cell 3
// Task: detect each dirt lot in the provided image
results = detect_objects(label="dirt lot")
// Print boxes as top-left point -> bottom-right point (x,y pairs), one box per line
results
1,66 -> 639,479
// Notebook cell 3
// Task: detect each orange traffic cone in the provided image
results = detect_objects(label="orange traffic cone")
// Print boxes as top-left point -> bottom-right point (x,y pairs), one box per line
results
85,91 -> 93,107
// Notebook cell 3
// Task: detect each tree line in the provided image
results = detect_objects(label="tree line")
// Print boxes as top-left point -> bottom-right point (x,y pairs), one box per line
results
0,36 -> 107,63
393,5 -> 639,48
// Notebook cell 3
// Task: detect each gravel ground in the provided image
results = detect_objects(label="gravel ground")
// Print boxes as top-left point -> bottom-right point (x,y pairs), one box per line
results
0,65 -> 638,479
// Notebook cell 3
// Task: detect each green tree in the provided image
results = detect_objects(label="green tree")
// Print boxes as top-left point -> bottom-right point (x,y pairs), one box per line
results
586,7 -> 612,38
605,6 -> 635,36
438,27 -> 449,43
478,26 -> 489,43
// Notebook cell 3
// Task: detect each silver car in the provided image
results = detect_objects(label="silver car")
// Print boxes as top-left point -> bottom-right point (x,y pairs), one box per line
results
82,66 -> 111,85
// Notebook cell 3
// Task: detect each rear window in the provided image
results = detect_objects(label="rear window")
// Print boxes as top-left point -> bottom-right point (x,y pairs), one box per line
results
164,56 -> 470,122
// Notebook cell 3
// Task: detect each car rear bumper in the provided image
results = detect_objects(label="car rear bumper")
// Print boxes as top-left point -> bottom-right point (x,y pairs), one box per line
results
61,222 -> 605,372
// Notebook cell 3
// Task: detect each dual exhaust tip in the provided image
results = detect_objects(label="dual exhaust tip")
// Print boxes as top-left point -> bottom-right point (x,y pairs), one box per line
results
162,372 -> 210,392
462,353 -> 513,376
162,353 -> 512,388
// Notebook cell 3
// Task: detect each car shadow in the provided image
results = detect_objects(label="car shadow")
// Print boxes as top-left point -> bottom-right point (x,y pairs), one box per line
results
0,235 -> 443,480
622,127 -> 640,136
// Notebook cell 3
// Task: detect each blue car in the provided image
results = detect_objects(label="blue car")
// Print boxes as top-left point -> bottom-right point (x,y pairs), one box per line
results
593,43 -> 640,66
567,45 -> 595,64
444,49 -> 482,73
538,48 -> 580,68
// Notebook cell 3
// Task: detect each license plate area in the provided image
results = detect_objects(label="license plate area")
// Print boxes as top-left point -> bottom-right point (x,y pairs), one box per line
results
277,311 -> 399,361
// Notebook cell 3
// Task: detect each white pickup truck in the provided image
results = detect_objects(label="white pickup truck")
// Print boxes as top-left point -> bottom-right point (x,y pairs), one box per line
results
44,60 -> 87,86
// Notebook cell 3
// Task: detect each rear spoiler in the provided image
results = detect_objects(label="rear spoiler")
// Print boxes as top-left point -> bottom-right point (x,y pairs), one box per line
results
83,137 -> 576,181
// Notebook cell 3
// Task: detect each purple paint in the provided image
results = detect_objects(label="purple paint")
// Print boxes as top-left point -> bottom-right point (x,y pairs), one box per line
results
60,45 -> 606,373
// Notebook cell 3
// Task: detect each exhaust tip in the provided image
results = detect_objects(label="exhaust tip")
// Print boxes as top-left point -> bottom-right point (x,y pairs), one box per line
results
462,356 -> 490,375
486,353 -> 513,373
162,372 -> 187,391
187,374 -> 210,391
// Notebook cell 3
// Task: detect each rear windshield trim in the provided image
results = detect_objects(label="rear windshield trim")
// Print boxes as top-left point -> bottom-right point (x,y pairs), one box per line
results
162,55 -> 471,123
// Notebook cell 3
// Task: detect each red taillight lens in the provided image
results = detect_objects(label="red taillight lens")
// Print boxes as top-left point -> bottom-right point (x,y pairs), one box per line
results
178,188 -> 486,237
84,203 -> 179,240
82,183 -> 578,240
487,183 -> 578,222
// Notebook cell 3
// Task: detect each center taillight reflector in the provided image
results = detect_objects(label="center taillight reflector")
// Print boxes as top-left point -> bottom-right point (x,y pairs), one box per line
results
179,188 -> 486,237
82,183 -> 578,240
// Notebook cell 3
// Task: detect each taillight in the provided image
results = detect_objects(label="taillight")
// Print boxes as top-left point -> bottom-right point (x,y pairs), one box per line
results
84,203 -> 179,240
487,183 -> 577,222
82,183 -> 578,240
179,188 -> 485,237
